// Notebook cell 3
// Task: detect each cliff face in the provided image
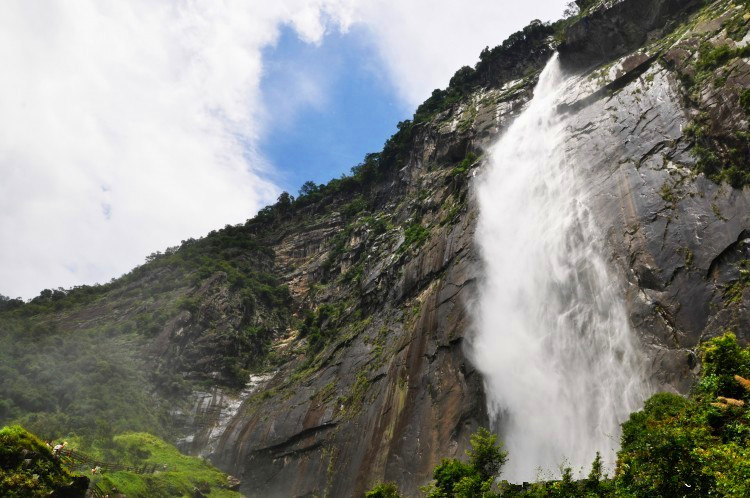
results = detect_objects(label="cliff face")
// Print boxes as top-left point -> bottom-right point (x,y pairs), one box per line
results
1,1 -> 749,496
198,73 -> 539,498
559,0 -> 704,69
197,2 -> 750,495
558,0 -> 750,391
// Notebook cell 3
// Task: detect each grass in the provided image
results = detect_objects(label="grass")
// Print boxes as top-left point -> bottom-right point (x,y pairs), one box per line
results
695,42 -> 750,73
740,88 -> 750,117
659,183 -> 678,205
80,432 -> 241,498
684,114 -> 750,188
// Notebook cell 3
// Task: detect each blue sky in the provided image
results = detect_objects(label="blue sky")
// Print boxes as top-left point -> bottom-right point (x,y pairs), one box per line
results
260,25 -> 409,194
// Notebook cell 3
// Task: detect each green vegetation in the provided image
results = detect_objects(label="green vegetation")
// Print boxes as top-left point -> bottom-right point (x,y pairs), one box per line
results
413,22 -> 554,124
695,42 -> 750,73
363,215 -> 394,237
684,113 -> 750,188
1,425 -> 88,497
85,432 -> 241,497
0,219 -> 293,445
449,152 -> 479,179
0,426 -> 241,498
367,332 -> 750,497
616,333 -> 750,497
0,319 -> 169,442
300,302 -> 345,354
401,224 -> 431,252
740,88 -> 750,117
723,260 -> 750,305
659,182 -> 678,205
572,0 -> 600,15
366,481 -> 403,498
673,35 -> 750,188
440,201 -> 465,227
420,428 -> 507,498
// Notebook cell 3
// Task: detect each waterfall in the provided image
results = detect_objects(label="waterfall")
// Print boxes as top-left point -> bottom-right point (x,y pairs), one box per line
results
471,54 -> 650,482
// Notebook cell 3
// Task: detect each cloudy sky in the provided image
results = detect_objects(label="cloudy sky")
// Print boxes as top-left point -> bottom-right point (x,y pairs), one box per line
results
0,0 -> 567,299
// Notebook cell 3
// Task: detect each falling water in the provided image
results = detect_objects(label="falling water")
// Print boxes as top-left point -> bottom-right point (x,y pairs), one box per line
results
471,54 -> 650,482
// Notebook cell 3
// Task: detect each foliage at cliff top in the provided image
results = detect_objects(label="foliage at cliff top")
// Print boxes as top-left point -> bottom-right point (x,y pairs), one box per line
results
0,425 -> 88,497
368,332 -> 750,497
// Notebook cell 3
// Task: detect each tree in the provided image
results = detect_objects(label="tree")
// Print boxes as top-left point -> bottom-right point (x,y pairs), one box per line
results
420,427 -> 507,497
365,482 -> 402,498
575,0 -> 597,13
0,294 -> 23,312
274,191 -> 294,217
468,428 -> 508,481
563,2 -> 580,18
298,181 -> 318,197
276,191 -> 293,208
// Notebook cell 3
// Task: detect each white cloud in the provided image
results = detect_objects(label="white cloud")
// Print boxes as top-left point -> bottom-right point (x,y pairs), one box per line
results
0,0 -> 566,299
351,0 -> 568,107
0,0 -> 350,299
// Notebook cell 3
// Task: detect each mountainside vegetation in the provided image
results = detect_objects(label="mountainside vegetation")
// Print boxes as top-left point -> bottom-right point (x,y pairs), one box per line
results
0,223 -> 293,443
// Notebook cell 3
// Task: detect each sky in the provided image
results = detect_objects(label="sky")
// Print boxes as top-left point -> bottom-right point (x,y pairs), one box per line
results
0,0 -> 567,299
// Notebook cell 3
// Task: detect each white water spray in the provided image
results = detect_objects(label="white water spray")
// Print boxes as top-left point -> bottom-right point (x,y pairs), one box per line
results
471,55 -> 650,482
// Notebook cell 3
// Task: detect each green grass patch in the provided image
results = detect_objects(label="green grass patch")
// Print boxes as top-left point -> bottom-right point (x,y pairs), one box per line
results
449,152 -> 479,179
89,432 -> 241,498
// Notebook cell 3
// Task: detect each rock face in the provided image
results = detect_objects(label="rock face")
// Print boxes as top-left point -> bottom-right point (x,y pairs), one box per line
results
556,0 -> 750,391
207,86 -> 528,497
174,2 -> 749,496
559,0 -> 704,69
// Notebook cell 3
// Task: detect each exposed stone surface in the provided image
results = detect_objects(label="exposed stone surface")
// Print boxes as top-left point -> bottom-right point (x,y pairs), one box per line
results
559,0 -> 704,70
205,89 -> 524,497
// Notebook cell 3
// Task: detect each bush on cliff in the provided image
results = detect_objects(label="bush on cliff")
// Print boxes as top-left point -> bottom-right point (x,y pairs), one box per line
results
615,332 -> 750,497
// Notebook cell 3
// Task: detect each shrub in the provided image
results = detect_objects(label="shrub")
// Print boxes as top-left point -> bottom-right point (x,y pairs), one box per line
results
419,427 -> 507,497
740,89 -> 750,116
467,428 -> 507,481
698,332 -> 750,399
615,333 -> 750,496
365,482 -> 402,498
402,224 -> 430,252
0,425 -> 88,497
